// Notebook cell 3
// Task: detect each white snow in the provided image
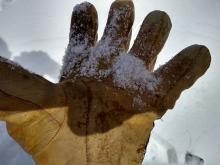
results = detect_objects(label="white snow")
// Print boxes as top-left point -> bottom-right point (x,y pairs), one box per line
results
143,132 -> 178,164
185,152 -> 204,165
61,1 -> 136,83
62,40 -> 160,93
112,53 -> 159,92
61,18 -> 160,93
60,0 -> 161,94
143,132 -> 205,165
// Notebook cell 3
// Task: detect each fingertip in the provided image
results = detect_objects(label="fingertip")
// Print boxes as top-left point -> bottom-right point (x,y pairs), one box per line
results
72,2 -> 98,25
201,45 -> 212,70
181,44 -> 211,77
73,2 -> 96,13
70,1 -> 98,43
115,0 -> 133,1
193,44 -> 211,68
109,0 -> 135,24
72,2 -> 98,21
146,10 -> 172,30
114,0 -> 134,4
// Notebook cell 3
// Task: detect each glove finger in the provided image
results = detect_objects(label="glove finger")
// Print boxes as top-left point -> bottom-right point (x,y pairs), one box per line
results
60,2 -> 98,81
130,11 -> 171,71
96,0 -> 134,70
153,45 -> 211,115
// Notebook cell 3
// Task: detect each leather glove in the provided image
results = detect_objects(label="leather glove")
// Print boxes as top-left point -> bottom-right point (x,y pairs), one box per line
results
0,0 -> 211,164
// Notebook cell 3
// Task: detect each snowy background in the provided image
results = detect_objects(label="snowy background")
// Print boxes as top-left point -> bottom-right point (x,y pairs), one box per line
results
0,0 -> 219,164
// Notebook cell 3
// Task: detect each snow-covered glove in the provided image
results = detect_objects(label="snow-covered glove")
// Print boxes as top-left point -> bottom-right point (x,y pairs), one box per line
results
0,0 -> 211,164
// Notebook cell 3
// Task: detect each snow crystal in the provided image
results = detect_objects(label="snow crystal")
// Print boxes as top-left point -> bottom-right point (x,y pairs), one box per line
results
61,1 -> 133,79
106,4 -> 131,36
143,133 -> 179,164
60,33 -> 89,78
112,53 -> 159,92
79,37 -> 125,78
132,95 -> 146,109
61,37 -> 159,94
61,1 -> 159,98
78,4 -> 131,78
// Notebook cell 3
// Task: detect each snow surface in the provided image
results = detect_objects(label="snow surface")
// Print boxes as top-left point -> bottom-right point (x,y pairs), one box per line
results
143,132 -> 178,164
185,152 -> 204,165
143,133 -> 204,165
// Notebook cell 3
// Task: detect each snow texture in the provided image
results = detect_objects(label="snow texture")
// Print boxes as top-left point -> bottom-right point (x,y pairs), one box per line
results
185,152 -> 204,165
61,2 -> 160,95
144,133 -> 178,164
61,33 -> 89,78
112,53 -> 159,92
62,40 -> 160,92
143,133 -> 205,165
